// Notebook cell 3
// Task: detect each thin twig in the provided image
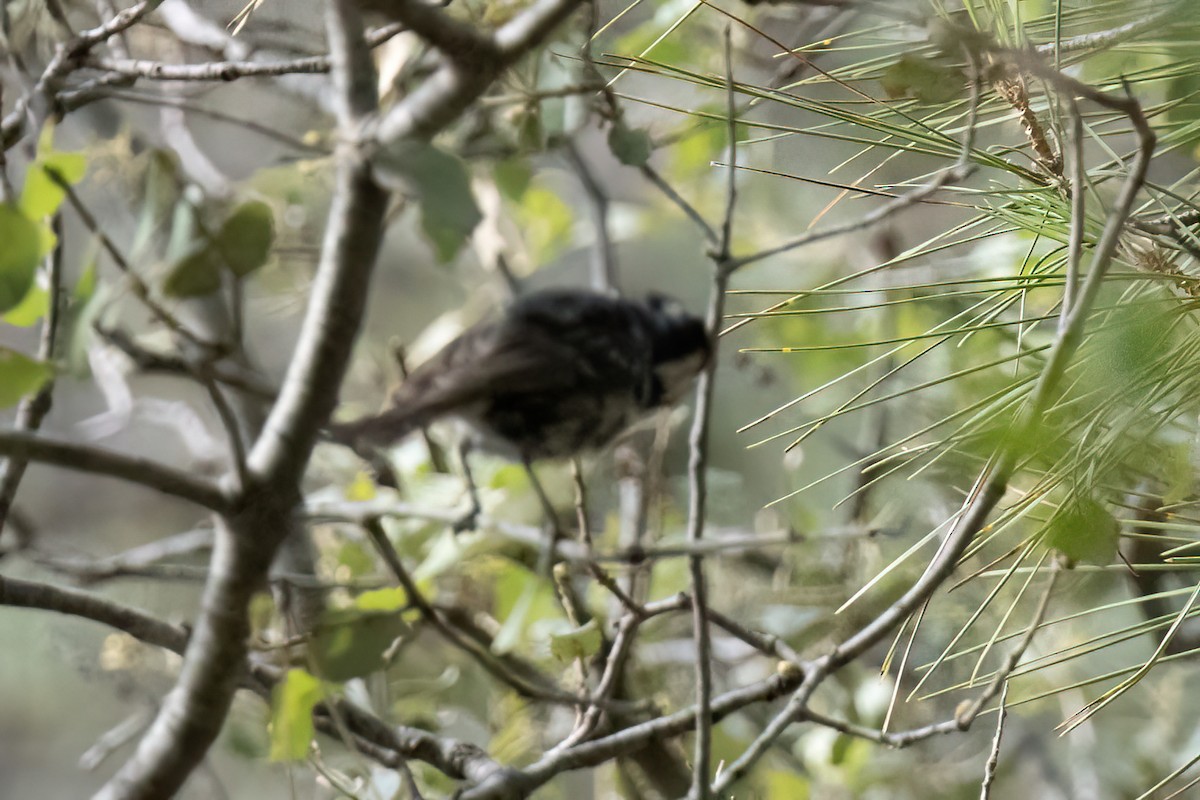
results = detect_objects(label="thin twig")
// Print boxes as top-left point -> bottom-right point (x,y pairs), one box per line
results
564,142 -> 618,294
0,430 -> 230,511
640,162 -> 719,245
44,165 -> 211,347
725,56 -> 982,273
979,682 -> 1009,800
1060,96 -> 1085,330
0,573 -> 190,652
683,27 -> 739,797
84,25 -> 405,81
0,0 -> 157,149
362,518 -> 588,706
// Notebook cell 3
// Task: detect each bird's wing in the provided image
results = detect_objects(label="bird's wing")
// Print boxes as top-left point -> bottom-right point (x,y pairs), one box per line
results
392,323 -> 589,415
333,323 -> 591,447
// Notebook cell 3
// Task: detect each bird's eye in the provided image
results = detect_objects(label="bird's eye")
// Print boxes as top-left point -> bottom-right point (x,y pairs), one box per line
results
646,292 -> 682,317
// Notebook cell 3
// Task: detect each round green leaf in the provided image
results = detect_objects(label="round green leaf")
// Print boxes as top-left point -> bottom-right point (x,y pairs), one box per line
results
372,141 -> 482,263
218,201 -> 275,278
1046,497 -> 1119,566
163,246 -> 223,298
0,347 -> 53,409
607,121 -> 653,167
0,204 -> 41,314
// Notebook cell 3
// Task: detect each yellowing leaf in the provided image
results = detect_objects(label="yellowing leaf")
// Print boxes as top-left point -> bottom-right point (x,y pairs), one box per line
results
268,669 -> 324,761
3,283 -> 48,327
20,151 -> 88,219
353,587 -> 408,612
516,185 -> 573,266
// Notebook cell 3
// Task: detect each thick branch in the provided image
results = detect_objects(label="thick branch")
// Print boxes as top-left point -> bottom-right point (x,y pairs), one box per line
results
459,672 -> 804,799
373,0 -> 585,142
94,2 -> 388,796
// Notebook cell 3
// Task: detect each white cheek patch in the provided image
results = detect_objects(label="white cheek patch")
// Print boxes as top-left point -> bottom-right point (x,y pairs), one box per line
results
655,350 -> 708,404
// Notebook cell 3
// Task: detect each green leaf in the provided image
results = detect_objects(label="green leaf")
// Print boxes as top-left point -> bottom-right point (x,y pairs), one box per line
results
515,185 -> 573,266
0,347 -> 53,409
310,608 -> 408,681
1046,497 -> 1119,566
0,204 -> 42,314
372,140 -> 483,262
268,668 -> 324,761
765,770 -> 810,800
162,247 -> 223,298
217,200 -> 274,278
20,151 -> 88,219
492,580 -> 537,655
549,620 -> 603,662
607,121 -> 653,167
671,119 -> 726,178
352,586 -> 408,613
881,55 -> 964,105
494,158 -> 533,201
3,283 -> 48,327
515,106 -> 544,151
336,540 -> 376,578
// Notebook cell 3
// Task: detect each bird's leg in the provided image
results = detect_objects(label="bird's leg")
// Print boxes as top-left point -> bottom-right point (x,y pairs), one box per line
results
525,458 -> 564,576
451,440 -> 482,533
347,440 -> 399,491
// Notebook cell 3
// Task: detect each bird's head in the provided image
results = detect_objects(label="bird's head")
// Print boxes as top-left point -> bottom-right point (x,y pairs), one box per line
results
642,293 -> 711,405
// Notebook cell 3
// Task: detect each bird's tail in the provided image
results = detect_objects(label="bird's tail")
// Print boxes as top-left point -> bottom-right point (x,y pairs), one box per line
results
325,407 -> 421,450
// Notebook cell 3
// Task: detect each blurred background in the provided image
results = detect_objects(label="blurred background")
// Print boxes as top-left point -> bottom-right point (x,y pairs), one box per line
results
4,0 -> 1200,797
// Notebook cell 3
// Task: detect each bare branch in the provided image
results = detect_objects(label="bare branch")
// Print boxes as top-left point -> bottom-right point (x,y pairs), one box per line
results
1,0 -> 157,149
373,0 -> 585,142
94,1 -> 389,796
0,574 -> 189,653
563,142 -> 618,295
363,518 -> 588,706
726,58 -> 982,273
681,27 -> 740,798
357,0 -> 497,64
979,683 -> 1009,800
459,672 -> 805,799
0,430 -> 230,511
84,24 -> 404,81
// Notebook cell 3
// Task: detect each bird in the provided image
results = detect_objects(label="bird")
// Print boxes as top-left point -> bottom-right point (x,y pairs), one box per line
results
330,288 -> 711,463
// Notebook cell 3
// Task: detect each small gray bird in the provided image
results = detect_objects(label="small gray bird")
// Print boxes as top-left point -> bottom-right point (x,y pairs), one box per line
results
330,288 -> 710,461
